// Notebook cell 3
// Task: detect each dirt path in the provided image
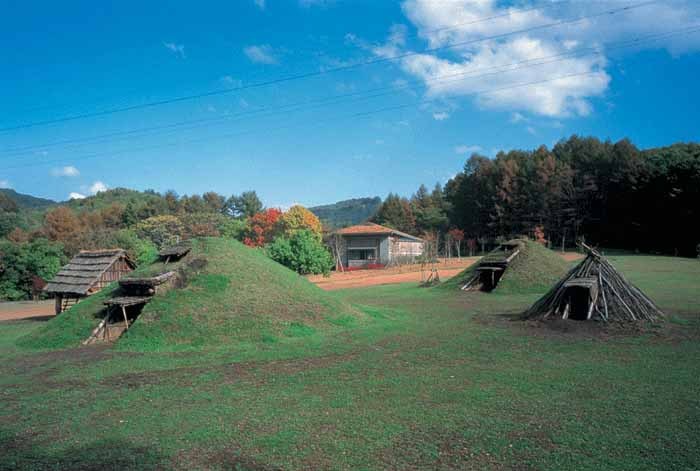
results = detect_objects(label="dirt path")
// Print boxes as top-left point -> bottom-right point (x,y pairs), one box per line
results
309,258 -> 480,291
309,252 -> 583,290
0,300 -> 54,322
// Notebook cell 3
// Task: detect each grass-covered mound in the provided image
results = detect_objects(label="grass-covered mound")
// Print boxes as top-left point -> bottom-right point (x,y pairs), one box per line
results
19,238 -> 361,351
441,238 -> 570,294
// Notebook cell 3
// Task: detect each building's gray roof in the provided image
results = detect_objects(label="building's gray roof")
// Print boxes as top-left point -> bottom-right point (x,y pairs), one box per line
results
45,249 -> 133,295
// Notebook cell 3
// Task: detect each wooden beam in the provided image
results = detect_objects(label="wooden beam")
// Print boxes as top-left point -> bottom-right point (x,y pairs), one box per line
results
121,305 -> 129,330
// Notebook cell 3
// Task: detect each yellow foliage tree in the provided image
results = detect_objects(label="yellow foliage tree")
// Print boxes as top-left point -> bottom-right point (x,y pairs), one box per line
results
280,205 -> 323,240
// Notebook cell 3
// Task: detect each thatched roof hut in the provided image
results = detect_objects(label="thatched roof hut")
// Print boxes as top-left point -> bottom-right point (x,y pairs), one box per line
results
523,244 -> 663,322
45,249 -> 135,314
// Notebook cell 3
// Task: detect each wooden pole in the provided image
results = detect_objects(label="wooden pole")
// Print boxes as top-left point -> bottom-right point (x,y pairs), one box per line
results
121,305 -> 129,330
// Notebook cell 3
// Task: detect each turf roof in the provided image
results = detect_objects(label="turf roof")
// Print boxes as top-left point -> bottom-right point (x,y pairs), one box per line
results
19,238 -> 362,351
440,238 -> 570,294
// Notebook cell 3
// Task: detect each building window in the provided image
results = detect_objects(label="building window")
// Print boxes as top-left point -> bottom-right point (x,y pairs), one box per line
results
348,249 -> 376,261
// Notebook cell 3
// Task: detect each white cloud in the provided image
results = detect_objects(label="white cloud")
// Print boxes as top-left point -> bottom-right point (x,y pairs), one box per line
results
368,0 -> 700,118
526,126 -> 537,135
510,112 -> 527,123
454,144 -> 482,155
0,180 -> 10,189
432,111 -> 450,121
243,44 -> 278,64
51,166 -> 80,177
69,192 -> 86,200
89,181 -> 108,194
372,24 -> 407,59
163,42 -> 186,59
253,0 -> 265,10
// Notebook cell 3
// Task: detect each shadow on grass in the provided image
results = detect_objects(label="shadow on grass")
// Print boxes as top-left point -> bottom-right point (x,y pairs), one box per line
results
20,315 -> 55,322
0,428 -> 164,471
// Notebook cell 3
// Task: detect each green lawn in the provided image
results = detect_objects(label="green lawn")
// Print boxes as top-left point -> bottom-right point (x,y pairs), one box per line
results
1,255 -> 699,470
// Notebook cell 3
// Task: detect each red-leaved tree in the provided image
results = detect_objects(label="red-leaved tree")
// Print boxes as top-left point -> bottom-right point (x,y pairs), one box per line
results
243,208 -> 283,247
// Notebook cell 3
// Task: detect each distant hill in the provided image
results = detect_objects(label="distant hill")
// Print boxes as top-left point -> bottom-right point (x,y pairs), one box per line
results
310,197 -> 382,229
66,188 -> 163,211
0,188 -> 55,209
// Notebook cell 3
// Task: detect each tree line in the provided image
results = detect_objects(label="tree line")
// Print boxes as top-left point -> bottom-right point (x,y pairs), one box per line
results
372,136 -> 700,257
0,188 -> 332,300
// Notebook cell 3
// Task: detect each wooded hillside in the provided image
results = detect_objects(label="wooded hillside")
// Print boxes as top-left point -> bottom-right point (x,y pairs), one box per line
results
309,197 -> 382,229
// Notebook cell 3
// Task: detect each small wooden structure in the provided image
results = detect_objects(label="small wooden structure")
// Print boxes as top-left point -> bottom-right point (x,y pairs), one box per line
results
461,240 -> 522,291
159,242 -> 191,263
523,244 -> 664,322
45,249 -> 135,315
84,271 -> 174,344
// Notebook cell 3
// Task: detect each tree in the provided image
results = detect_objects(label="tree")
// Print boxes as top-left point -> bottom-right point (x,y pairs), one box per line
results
266,229 -> 334,275
99,203 -> 125,228
164,190 -> 179,213
43,206 -> 83,253
243,208 -> 283,247
217,218 -> 246,240
374,193 -> 416,234
280,205 -> 323,240
225,191 -> 263,219
180,194 -> 207,214
135,215 -> 185,248
410,183 -> 449,234
203,192 -> 226,213
0,238 -> 66,301
448,228 -> 465,258
0,200 -> 20,238
121,201 -> 139,227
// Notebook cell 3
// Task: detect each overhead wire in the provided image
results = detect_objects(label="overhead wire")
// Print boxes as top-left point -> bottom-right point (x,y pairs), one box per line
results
0,71 -> 631,171
0,0 -> 657,133
2,24 -> 697,159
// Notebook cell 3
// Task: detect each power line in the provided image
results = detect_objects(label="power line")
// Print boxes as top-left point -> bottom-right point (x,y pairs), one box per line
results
3,24 -> 696,159
0,71 -> 616,172
0,0 -> 656,133
5,1 -> 570,119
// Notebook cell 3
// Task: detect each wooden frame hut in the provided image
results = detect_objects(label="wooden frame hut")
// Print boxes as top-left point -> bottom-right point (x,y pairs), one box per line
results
45,249 -> 135,315
523,244 -> 663,322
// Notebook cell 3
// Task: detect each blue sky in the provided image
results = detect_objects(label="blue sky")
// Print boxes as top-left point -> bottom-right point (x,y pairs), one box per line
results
1,0 -> 699,207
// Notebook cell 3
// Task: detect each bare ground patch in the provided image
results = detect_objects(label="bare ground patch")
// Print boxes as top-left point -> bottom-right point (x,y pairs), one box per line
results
472,309 -> 700,343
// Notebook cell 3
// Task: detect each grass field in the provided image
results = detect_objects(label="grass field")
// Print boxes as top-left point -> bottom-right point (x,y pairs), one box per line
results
1,255 -> 699,470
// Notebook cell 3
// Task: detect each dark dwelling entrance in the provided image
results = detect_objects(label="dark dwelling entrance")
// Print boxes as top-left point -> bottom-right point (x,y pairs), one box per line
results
562,286 -> 591,320
560,277 -> 598,321
477,267 -> 504,292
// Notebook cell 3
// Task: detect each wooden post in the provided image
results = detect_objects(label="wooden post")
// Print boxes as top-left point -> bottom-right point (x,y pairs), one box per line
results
121,305 -> 129,330
55,296 -> 62,315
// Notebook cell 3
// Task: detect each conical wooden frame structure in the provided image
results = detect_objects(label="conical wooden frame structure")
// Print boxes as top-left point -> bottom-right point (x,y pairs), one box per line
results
523,244 -> 663,322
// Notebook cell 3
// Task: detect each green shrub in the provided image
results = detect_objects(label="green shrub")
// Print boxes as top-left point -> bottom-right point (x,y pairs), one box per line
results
266,230 -> 334,275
